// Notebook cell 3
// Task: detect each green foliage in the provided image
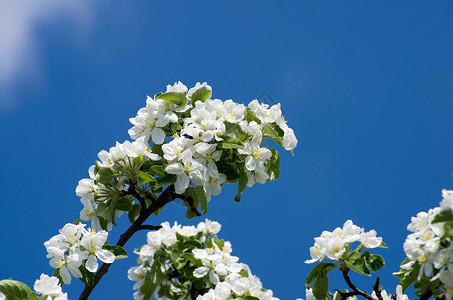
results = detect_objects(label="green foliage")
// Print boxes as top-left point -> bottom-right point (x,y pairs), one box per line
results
183,186 -> 208,218
103,245 -> 128,259
266,149 -> 280,181
235,171 -> 248,203
156,92 -> 187,107
138,171 -> 157,185
190,87 -> 211,103
0,279 -> 34,300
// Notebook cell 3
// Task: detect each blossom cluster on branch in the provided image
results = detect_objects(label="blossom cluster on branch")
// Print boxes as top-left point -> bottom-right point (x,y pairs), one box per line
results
75,81 -> 297,233
5,81 -> 453,300
393,189 -> 453,299
129,219 -> 278,300
0,82 -> 298,300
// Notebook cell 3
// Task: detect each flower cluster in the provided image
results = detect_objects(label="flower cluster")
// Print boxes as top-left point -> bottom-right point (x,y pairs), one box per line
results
33,274 -> 68,300
395,189 -> 453,298
74,82 -> 297,231
0,274 -> 67,300
44,223 -> 115,285
128,81 -> 297,196
371,285 -> 409,300
128,219 -> 279,300
76,137 -> 161,231
305,220 -> 384,263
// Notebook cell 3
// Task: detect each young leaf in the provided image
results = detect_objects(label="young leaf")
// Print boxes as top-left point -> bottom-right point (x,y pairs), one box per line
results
114,197 -> 133,211
306,262 -> 337,286
0,279 -> 33,300
79,267 -> 94,286
395,261 -> 420,292
191,87 -> 212,103
433,209 -> 453,223
138,171 -> 157,185
366,254 -> 385,272
217,137 -> 244,149
96,166 -> 116,185
186,186 -> 207,214
235,170 -> 248,203
262,123 -> 284,143
103,245 -> 128,259
266,149 -> 280,181
245,108 -> 261,124
345,258 -> 371,276
156,174 -> 177,188
312,270 -> 329,299
148,165 -> 166,177
156,92 -> 187,106
128,203 -> 141,223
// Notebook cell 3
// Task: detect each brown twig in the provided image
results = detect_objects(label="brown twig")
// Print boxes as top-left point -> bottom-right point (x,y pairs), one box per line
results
138,224 -> 161,231
78,185 -> 177,300
372,277 -> 383,300
340,268 -> 374,300
178,193 -> 201,216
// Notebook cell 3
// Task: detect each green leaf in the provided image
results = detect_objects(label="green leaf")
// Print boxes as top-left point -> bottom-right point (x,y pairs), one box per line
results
395,261 -> 420,292
262,123 -> 284,144
433,209 -> 453,223
27,292 -> 42,300
191,87 -> 212,103
312,270 -> 329,299
128,203 -> 141,223
245,108 -> 261,124
103,245 -> 128,259
345,258 -> 370,276
234,170 -> 248,203
306,262 -> 337,286
138,171 -> 157,185
156,174 -> 177,188
217,137 -> 244,149
96,202 -> 112,221
332,290 -> 350,300
170,249 -> 181,262
366,254 -> 385,272
182,253 -> 197,263
96,166 -> 116,185
224,121 -> 247,141
52,268 -> 63,287
184,186 -> 207,215
244,296 -> 260,300
156,92 -> 187,106
148,165 -> 166,177
114,197 -> 133,211
183,239 -> 204,249
266,149 -> 280,181
171,122 -> 182,132
79,267 -> 95,286
378,242 -> 388,248
151,144 -> 164,157
0,279 -> 33,300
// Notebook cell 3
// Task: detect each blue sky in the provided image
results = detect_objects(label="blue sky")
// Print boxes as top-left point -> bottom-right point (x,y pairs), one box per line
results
1,1 -> 453,299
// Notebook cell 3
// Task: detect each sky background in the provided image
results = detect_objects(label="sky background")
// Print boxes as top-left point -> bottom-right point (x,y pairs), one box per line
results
1,1 -> 453,299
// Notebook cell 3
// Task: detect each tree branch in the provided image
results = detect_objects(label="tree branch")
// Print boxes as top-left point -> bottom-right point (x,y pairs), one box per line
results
127,182 -> 147,209
178,193 -> 201,216
78,185 -> 176,300
372,277 -> 383,300
341,268 -> 374,300
138,224 -> 162,231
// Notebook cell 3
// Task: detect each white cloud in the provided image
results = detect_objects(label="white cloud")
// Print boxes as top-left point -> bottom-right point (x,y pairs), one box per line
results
0,0 -> 101,108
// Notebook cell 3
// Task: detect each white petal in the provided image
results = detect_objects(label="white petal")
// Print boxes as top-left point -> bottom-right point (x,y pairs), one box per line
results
151,128 -> 166,145
60,267 -> 71,285
85,255 -> 98,273
96,249 -> 115,264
